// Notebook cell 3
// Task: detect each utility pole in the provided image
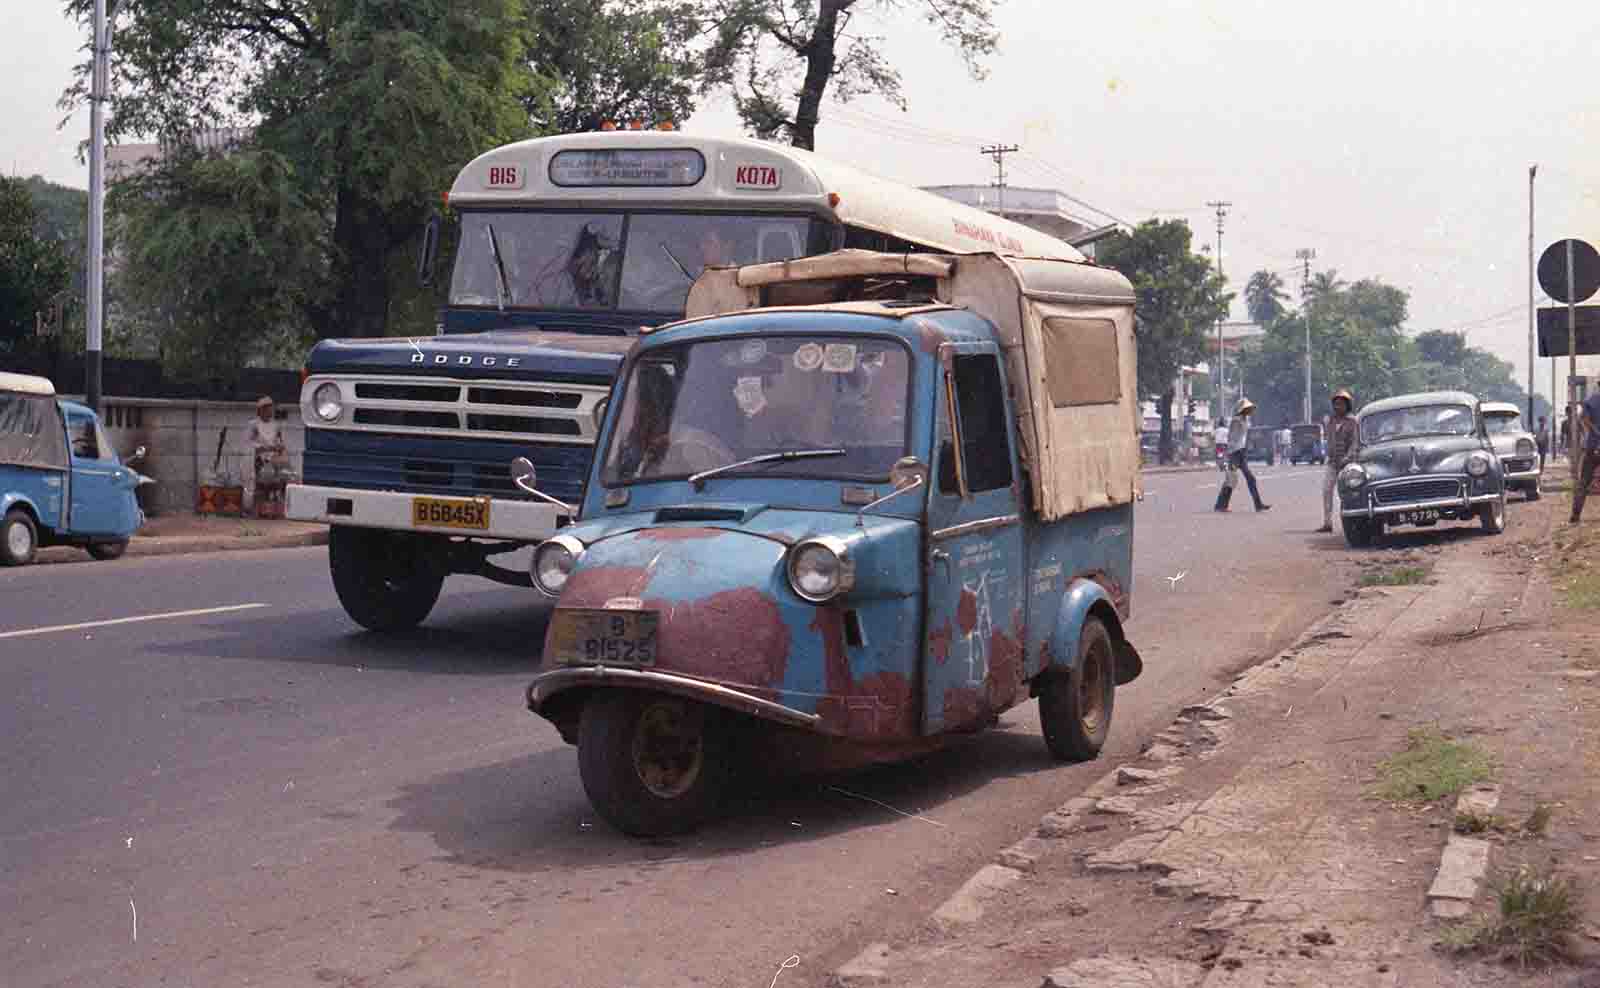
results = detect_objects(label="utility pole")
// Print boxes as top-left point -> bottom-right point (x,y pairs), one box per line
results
1297,248 -> 1316,422
1206,200 -> 1231,417
85,0 -> 110,413
1528,166 -> 1537,430
981,144 -> 1019,217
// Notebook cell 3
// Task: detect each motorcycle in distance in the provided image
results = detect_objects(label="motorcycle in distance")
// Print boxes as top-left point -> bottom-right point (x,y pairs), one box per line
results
516,250 -> 1145,836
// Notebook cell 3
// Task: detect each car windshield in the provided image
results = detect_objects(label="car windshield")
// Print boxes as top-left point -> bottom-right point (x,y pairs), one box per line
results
1360,403 -> 1475,443
601,335 -> 911,485
1484,413 -> 1523,435
450,210 -> 828,314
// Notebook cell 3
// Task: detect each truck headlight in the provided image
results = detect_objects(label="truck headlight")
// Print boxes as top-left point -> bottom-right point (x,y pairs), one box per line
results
532,535 -> 584,597
788,537 -> 854,603
1466,453 -> 1491,477
312,382 -> 343,422
1338,464 -> 1367,491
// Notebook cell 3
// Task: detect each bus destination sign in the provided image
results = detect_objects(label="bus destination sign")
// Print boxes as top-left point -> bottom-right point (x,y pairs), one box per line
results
549,149 -> 706,188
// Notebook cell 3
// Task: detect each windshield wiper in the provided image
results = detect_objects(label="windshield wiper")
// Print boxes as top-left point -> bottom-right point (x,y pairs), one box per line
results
485,223 -> 511,312
659,241 -> 695,283
689,448 -> 846,490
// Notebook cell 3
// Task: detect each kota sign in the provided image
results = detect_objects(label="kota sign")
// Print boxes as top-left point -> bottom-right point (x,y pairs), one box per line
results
1537,238 -> 1600,304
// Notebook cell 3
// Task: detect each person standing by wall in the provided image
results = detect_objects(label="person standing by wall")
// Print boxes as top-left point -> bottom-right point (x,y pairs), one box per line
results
1215,399 -> 1271,512
1317,389 -> 1360,533
1535,415 -> 1550,473
1569,389 -> 1600,524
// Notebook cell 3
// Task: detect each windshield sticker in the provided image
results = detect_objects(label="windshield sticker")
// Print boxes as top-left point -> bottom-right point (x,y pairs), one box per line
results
822,343 -> 858,374
740,340 -> 768,365
793,342 -> 823,372
734,376 -> 767,417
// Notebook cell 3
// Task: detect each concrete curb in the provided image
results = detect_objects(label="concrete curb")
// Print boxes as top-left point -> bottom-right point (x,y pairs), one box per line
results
34,529 -> 328,565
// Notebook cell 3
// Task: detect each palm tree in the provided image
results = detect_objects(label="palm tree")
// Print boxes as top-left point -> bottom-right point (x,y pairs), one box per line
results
1244,270 -> 1289,324
1307,270 -> 1346,308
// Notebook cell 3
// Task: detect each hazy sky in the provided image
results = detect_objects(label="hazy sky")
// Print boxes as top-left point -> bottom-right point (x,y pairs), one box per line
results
9,0 -> 1599,400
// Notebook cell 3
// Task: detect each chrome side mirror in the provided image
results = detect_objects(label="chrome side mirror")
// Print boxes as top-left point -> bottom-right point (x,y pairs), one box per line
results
856,456 -> 929,527
510,456 -> 576,514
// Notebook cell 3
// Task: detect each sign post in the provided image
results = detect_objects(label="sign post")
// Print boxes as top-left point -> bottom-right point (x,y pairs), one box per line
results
1537,237 -> 1600,479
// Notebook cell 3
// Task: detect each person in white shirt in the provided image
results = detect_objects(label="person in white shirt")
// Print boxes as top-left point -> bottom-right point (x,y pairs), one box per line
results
1215,398 -> 1271,512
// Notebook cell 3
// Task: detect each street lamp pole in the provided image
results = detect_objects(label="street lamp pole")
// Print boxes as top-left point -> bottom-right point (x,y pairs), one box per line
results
85,0 -> 109,413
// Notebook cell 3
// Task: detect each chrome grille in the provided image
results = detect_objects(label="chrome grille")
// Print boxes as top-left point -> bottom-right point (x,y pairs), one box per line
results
303,374 -> 609,445
1372,478 -> 1462,505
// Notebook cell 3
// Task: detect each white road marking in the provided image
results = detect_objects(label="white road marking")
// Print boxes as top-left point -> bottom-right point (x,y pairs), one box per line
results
0,603 -> 268,640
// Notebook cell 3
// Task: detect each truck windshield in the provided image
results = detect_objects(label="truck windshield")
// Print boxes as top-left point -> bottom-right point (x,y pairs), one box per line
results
601,335 -> 911,485
450,211 -> 828,314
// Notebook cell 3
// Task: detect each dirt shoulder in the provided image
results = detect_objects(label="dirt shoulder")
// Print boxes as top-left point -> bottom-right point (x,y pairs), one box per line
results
836,492 -> 1600,987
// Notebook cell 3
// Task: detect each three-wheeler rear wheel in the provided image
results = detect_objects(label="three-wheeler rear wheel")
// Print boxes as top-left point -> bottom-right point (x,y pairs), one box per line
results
578,691 -> 731,836
1039,615 -> 1115,762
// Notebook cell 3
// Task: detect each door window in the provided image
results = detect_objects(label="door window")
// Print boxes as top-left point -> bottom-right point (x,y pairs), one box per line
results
69,418 -> 100,459
939,354 -> 1014,495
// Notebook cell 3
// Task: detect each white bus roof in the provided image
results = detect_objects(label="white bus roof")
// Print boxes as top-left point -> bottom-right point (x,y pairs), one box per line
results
0,372 -> 56,396
448,132 -> 1084,263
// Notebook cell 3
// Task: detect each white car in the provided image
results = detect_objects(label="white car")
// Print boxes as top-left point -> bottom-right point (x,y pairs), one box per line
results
1481,401 -> 1541,500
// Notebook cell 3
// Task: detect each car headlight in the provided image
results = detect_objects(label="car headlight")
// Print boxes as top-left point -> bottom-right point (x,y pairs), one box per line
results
312,382 -> 343,422
532,535 -> 584,597
787,537 -> 855,603
1338,464 -> 1367,491
1466,453 -> 1491,477
1515,438 -> 1534,456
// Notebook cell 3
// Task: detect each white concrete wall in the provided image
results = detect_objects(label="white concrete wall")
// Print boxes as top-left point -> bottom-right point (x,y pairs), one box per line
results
91,398 -> 305,515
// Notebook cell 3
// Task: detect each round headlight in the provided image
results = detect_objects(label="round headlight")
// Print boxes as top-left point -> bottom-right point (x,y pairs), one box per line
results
1516,438 -> 1535,456
1466,453 -> 1491,477
788,538 -> 854,603
1338,464 -> 1367,491
312,382 -> 343,422
532,536 -> 583,597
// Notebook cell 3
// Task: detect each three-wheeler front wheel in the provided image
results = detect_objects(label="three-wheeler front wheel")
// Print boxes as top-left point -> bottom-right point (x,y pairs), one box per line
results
578,691 -> 731,836
1039,616 -> 1115,762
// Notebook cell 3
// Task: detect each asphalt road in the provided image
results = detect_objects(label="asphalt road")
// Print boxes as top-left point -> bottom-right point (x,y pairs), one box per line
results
2,464 -> 1371,988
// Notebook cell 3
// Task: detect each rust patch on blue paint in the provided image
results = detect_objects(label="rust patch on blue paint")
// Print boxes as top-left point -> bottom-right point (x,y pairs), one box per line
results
916,318 -> 947,356
928,618 -> 954,664
811,606 -> 915,739
646,587 -> 789,686
956,588 -> 978,635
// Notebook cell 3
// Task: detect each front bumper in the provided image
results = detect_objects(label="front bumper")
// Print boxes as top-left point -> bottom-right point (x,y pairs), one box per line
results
286,483 -> 565,540
1340,483 -> 1501,520
527,666 -> 820,731
1499,458 -> 1540,483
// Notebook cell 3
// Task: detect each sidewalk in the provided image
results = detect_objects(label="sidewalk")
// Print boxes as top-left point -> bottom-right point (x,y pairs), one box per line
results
35,513 -> 328,565
836,491 -> 1600,987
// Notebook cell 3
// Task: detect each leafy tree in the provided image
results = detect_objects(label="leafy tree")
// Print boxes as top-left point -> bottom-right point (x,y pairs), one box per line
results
110,148 -> 325,387
1095,219 -> 1230,463
1243,269 -> 1288,325
65,0 -> 534,339
0,177 -> 72,355
703,0 -> 1000,150
536,0 -> 704,133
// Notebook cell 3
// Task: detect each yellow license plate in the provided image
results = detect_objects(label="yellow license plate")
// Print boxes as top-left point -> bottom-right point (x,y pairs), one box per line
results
549,609 -> 659,666
411,496 -> 490,530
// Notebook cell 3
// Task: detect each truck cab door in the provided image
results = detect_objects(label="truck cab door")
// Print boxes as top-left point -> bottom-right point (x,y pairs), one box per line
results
921,343 -> 1026,735
66,410 -> 138,536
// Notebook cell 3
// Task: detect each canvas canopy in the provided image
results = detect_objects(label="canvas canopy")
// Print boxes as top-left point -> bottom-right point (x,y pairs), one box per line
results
685,250 -> 1140,520
0,391 -> 69,470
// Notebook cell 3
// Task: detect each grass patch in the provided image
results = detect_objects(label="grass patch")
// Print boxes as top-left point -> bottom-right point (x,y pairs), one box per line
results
1360,565 -> 1430,587
1372,727 -> 1494,803
1522,803 -> 1553,836
1550,520 -> 1600,611
1439,866 -> 1578,967
1453,809 -> 1511,835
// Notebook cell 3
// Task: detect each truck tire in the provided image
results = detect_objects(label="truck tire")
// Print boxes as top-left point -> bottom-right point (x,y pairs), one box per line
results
328,525 -> 444,632
87,539 -> 129,561
2,509 -> 38,566
577,691 -> 730,837
1039,615 -> 1115,762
